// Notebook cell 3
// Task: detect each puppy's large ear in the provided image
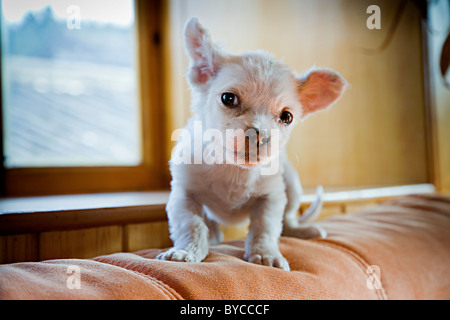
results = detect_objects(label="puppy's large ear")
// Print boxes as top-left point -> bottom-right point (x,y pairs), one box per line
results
296,68 -> 347,119
184,17 -> 224,87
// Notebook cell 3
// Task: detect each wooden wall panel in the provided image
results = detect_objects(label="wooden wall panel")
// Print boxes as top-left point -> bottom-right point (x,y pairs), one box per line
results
0,222 -> 173,263
38,226 -> 123,261
0,234 -> 38,263
220,223 -> 249,242
163,0 -> 429,189
125,221 -> 172,252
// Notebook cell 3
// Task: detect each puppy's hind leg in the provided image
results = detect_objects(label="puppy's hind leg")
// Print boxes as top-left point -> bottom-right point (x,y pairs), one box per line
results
282,160 -> 327,239
204,214 -> 224,245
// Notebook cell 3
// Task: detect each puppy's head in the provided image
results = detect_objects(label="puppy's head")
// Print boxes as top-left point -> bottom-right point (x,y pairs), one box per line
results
184,18 -> 347,168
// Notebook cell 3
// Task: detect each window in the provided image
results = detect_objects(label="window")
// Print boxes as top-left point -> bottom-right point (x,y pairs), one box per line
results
2,0 -> 140,167
0,0 -> 167,196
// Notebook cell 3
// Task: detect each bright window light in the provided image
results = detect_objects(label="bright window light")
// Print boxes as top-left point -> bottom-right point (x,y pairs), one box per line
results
1,0 -> 141,167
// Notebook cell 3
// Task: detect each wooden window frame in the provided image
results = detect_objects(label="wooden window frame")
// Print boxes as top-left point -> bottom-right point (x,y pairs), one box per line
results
0,0 -> 169,196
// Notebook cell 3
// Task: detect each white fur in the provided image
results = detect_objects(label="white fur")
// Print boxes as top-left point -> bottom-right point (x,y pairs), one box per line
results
157,18 -> 347,271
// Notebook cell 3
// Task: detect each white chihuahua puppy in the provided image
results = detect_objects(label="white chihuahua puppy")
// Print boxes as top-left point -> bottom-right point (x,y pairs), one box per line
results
157,18 -> 347,271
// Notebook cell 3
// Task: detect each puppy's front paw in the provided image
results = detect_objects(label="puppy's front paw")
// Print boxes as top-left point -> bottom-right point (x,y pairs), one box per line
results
244,251 -> 290,271
156,248 -> 204,263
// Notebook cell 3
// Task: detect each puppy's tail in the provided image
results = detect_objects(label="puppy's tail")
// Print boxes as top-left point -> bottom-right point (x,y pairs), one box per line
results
298,185 -> 323,223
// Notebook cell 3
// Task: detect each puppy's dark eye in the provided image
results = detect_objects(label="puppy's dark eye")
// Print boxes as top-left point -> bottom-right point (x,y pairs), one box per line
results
280,110 -> 293,125
221,92 -> 239,107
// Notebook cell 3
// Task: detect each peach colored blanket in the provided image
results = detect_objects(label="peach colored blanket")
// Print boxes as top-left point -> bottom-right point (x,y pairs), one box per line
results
1,195 -> 449,300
